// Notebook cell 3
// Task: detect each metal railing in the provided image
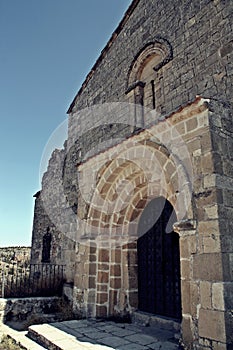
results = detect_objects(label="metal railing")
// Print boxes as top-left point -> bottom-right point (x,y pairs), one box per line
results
0,263 -> 65,298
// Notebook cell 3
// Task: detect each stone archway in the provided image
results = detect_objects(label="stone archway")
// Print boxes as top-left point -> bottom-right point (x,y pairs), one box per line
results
77,127 -> 191,319
74,97 -> 231,349
137,196 -> 181,319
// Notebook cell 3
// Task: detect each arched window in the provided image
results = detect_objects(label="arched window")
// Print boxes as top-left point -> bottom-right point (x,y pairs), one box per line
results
126,37 -> 173,127
41,227 -> 52,263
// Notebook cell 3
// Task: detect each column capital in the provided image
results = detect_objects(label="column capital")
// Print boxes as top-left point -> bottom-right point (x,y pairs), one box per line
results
173,220 -> 197,235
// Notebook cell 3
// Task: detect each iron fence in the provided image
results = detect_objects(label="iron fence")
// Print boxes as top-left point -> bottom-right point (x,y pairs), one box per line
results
0,263 -> 65,298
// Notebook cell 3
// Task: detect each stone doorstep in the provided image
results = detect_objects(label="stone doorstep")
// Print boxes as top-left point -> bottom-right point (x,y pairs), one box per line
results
132,311 -> 181,332
0,323 -> 46,350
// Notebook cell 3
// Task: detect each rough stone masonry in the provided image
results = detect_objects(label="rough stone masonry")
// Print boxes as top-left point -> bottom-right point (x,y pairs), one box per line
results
30,0 -> 233,349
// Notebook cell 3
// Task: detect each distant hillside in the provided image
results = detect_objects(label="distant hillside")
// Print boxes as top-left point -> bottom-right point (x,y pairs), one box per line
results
0,246 -> 31,268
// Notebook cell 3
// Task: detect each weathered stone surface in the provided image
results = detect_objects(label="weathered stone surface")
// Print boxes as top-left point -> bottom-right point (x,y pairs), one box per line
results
193,253 -> 223,281
1,297 -> 70,330
212,283 -> 225,311
181,315 -> 194,347
29,1 -> 233,349
200,281 -> 212,310
199,309 -> 226,342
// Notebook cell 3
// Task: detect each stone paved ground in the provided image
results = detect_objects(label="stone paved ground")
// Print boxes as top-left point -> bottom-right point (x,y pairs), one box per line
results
28,319 -> 182,350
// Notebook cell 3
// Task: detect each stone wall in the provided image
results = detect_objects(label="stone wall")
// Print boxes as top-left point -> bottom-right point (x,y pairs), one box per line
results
207,100 -> 233,346
35,0 -> 232,284
0,297 -> 71,331
75,97 -> 232,349
30,0 -> 233,348
30,147 -> 76,283
67,0 -> 232,182
69,0 -> 232,115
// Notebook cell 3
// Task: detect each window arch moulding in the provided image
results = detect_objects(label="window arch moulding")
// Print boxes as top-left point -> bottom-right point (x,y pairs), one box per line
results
126,37 -> 173,92
125,37 -> 173,127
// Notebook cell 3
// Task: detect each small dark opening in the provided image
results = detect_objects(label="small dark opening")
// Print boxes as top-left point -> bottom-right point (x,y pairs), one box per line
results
41,227 -> 52,263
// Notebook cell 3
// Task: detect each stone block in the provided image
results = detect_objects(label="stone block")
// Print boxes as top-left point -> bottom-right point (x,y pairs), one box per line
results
203,174 -> 217,188
98,249 -> 109,263
88,276 -> 96,289
97,271 -> 109,284
128,265 -> 137,280
201,152 -> 214,174
212,283 -> 225,311
195,189 -> 221,209
74,273 -> 85,287
110,264 -> 121,277
98,263 -> 109,271
172,121 -> 186,136
96,305 -> 107,317
181,315 -> 194,347
222,253 -> 233,281
89,263 -> 97,275
128,291 -> 138,308
201,234 -> 221,254
193,253 -> 223,281
223,159 -> 233,178
221,235 -> 233,253
97,283 -> 108,292
88,290 -> 96,304
190,282 -> 200,317
223,282 -> 233,310
97,292 -> 108,304
111,249 -> 121,264
200,281 -> 211,310
223,189 -> 233,208
199,309 -> 226,342
225,309 -> 233,344
200,131 -> 212,153
128,275 -> 138,290
180,236 -> 197,258
186,117 -> 198,132
181,281 -> 190,314
204,205 -> 218,219
89,245 -> 96,254
89,253 -> 96,262
109,290 -> 118,308
110,277 -> 122,289
181,259 -> 191,280
199,219 -> 218,237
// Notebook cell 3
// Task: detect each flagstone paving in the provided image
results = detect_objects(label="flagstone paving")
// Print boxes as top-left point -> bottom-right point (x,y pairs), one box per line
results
28,318 -> 182,350
1,316 -> 182,349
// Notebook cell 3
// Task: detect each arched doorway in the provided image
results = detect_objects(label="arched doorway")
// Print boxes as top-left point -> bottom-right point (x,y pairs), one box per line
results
137,197 -> 181,319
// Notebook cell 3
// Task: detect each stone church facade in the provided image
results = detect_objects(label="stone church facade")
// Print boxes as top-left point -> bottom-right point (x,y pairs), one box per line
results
30,0 -> 233,349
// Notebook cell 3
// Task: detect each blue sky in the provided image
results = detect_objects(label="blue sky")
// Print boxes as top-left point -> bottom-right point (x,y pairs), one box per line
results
0,0 -> 131,247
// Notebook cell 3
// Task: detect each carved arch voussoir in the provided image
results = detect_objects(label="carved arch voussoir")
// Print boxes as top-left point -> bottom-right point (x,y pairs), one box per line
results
126,36 -> 173,92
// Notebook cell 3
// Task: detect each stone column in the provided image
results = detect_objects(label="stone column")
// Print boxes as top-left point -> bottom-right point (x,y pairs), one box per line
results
173,220 -> 198,349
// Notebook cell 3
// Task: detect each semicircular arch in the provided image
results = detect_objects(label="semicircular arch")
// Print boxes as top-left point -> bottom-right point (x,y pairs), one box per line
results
84,138 -> 191,246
